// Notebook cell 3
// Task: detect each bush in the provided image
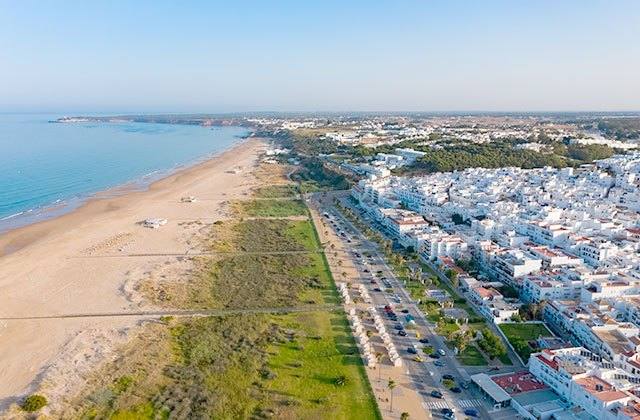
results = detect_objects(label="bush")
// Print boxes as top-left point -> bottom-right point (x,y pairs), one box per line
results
21,394 -> 47,412
334,375 -> 348,386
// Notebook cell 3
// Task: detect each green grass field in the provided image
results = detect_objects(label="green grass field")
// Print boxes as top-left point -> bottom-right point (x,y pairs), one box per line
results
240,198 -> 308,217
254,184 -> 299,198
499,323 -> 552,340
499,323 -> 552,361
457,345 -> 488,366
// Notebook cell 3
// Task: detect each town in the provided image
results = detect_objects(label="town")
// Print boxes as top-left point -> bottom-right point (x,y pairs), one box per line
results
328,142 -> 640,419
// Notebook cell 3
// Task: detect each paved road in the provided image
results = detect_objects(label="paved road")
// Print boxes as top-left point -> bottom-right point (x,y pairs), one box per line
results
311,193 -> 492,419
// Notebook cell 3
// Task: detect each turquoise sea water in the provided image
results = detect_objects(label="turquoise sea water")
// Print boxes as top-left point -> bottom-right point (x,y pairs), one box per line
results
0,114 -> 248,232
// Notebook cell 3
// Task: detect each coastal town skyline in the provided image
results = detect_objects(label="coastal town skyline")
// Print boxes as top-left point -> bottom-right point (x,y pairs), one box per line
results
2,2 -> 640,419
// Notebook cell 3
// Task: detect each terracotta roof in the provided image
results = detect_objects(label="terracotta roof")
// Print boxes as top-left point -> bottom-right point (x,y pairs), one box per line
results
536,354 -> 559,371
574,377 -> 627,402
492,371 -> 548,395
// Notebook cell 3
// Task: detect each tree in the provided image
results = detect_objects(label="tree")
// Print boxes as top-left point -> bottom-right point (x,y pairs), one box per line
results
401,412 -> 410,420
520,301 -> 547,321
409,265 -> 423,284
387,379 -> 397,412
445,269 -> 459,288
453,330 -> 471,353
478,328 -> 507,359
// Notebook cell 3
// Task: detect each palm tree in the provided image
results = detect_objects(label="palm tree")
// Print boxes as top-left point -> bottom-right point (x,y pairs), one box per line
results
375,352 -> 383,380
387,379 -> 397,412
401,413 -> 410,420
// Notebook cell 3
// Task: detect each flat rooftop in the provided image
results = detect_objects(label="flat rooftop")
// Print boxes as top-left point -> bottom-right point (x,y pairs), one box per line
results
492,371 -> 548,395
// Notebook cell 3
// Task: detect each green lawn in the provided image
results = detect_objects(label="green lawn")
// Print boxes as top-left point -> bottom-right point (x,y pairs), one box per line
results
240,199 -> 308,217
265,204 -> 380,419
499,323 -> 552,340
499,323 -> 553,361
436,321 -> 460,337
457,345 -> 488,366
265,311 -> 381,419
254,184 -> 299,198
287,219 -> 322,251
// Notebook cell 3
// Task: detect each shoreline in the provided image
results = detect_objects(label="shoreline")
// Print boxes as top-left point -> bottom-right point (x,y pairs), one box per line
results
0,136 -> 252,257
0,129 -> 250,239
0,137 -> 266,409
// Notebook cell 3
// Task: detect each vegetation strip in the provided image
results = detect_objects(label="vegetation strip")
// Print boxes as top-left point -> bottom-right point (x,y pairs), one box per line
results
64,180 -> 380,419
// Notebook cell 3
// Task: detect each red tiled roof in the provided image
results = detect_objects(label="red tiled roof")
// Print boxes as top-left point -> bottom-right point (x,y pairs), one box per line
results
492,371 -> 548,395
536,354 -> 559,371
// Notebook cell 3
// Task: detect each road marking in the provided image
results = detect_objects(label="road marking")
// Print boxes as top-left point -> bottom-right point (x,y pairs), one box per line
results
423,400 -> 450,409
458,399 -> 482,408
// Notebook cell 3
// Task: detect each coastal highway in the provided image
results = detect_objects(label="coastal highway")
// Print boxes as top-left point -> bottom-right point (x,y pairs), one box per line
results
310,191 -> 491,419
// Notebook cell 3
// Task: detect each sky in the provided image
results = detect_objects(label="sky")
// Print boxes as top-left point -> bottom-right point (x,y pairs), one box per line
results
1,0 -> 639,113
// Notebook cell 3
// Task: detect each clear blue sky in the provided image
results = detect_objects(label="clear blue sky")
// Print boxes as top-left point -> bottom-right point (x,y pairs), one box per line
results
1,0 -> 639,113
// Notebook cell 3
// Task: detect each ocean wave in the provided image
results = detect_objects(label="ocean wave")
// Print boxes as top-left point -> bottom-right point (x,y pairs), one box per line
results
0,211 -> 25,221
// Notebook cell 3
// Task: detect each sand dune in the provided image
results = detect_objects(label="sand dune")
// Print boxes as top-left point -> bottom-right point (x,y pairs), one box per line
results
0,138 -> 265,411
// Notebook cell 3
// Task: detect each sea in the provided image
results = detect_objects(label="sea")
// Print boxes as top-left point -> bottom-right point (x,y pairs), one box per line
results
0,113 -> 249,232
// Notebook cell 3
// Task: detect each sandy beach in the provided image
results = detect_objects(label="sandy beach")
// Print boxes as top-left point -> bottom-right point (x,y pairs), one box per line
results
0,138 -> 265,411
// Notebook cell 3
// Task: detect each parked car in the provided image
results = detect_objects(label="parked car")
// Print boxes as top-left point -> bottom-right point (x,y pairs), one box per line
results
397,330 -> 407,336
450,386 -> 462,393
441,408 -> 454,419
430,390 -> 443,398
429,353 -> 440,359
407,346 -> 417,354
413,356 -> 424,362
464,408 -> 479,417
373,287 -> 382,292
419,338 -> 430,344
438,349 -> 446,356
400,308 -> 409,313
434,360 -> 444,367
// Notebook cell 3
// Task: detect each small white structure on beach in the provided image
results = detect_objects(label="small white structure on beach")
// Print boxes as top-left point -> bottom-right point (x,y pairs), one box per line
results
180,196 -> 197,203
227,166 -> 243,174
142,218 -> 168,229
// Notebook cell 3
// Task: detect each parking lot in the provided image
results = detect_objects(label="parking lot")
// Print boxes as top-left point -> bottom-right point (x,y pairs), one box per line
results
309,193 -> 496,419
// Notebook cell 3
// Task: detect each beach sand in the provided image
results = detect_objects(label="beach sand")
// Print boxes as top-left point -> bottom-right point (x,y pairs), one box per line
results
0,138 -> 266,411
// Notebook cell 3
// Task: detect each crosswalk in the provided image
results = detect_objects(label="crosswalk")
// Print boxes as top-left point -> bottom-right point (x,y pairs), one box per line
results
458,399 -> 482,408
423,400 -> 450,410
423,399 -> 482,410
